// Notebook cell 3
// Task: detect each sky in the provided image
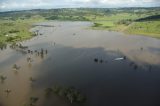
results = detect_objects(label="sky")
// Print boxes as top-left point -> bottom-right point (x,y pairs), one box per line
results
0,0 -> 160,11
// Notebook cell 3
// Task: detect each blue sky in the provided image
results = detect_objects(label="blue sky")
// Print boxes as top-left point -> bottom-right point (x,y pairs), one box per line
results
0,0 -> 160,11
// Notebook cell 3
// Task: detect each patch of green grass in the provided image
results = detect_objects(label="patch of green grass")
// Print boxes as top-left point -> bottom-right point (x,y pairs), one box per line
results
0,17 -> 44,43
91,13 -> 160,38
92,21 -> 115,30
92,21 -> 128,31
126,21 -> 160,38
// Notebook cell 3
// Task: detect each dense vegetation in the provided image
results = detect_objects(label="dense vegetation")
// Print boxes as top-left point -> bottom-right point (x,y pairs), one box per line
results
135,15 -> 160,21
45,85 -> 86,104
0,7 -> 160,46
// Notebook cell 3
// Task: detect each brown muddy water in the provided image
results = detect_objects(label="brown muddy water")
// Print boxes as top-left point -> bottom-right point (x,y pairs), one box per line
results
0,21 -> 160,106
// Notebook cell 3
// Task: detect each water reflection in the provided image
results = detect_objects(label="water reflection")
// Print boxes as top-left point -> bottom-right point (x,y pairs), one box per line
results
33,45 -> 160,106
0,21 -> 160,106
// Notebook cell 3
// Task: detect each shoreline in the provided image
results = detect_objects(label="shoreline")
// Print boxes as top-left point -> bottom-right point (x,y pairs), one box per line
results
91,22 -> 160,39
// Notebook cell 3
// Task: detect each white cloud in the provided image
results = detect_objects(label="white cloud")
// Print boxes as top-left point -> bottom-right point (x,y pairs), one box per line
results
0,0 -> 160,11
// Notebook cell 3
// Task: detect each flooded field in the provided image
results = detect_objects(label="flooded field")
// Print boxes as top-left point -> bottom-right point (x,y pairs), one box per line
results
0,21 -> 160,106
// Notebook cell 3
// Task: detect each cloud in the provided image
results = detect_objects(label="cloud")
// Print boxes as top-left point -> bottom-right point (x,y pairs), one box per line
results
0,0 -> 160,11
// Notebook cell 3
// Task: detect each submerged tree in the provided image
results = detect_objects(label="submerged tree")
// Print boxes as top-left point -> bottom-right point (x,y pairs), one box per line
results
29,77 -> 36,82
4,89 -> 11,97
28,50 -> 31,53
12,64 -> 20,70
27,57 -> 32,63
0,75 -> 7,83
31,51 -> 33,54
40,48 -> 44,59
134,64 -> 138,70
0,42 -> 7,50
66,93 -> 74,104
29,97 -> 39,106
45,88 -> 53,97
94,58 -> 98,62
52,85 -> 86,104
100,59 -> 103,63
53,85 -> 61,94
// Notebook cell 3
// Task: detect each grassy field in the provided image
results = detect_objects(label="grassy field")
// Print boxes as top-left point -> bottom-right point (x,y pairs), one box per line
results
126,21 -> 160,38
0,16 -> 44,46
90,13 -> 160,38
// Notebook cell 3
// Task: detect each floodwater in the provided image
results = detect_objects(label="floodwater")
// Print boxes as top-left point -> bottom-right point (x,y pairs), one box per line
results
0,21 -> 160,106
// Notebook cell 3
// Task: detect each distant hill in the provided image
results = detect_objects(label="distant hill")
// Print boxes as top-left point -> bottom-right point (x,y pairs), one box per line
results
136,15 -> 160,21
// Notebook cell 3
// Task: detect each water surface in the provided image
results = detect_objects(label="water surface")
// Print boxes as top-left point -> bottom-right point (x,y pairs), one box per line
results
0,21 -> 160,106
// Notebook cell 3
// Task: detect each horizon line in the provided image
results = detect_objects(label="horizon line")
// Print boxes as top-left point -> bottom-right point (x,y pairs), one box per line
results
0,6 -> 160,13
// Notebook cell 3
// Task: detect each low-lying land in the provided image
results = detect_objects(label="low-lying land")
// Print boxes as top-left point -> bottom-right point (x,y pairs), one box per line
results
0,8 -> 160,46
92,14 -> 160,38
0,16 -> 44,47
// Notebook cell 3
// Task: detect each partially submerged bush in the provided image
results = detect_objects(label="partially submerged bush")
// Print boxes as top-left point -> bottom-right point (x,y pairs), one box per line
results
45,88 -> 53,97
0,42 -> 7,50
12,64 -> 20,70
0,75 -> 7,83
29,97 -> 39,106
46,85 -> 86,104
93,23 -> 103,27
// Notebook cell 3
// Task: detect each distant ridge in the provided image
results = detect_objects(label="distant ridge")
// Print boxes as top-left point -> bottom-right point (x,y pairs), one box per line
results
136,15 -> 160,21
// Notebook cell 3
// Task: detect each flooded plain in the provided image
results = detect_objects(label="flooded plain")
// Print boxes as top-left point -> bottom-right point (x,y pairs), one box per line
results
0,21 -> 160,106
